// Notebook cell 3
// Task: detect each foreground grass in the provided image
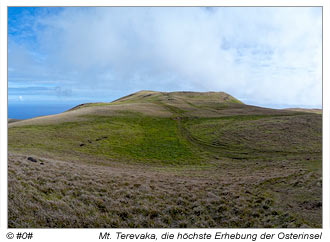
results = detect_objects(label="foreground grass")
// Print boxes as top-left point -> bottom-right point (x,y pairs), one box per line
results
8,91 -> 322,228
8,153 -> 320,228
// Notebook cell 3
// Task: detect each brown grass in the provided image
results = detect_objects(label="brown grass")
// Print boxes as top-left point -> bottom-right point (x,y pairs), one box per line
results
283,108 -> 322,114
8,91 -> 322,228
8,152 -> 321,228
9,103 -> 172,127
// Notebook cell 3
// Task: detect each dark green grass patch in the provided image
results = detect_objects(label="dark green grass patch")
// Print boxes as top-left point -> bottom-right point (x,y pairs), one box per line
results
8,114 -> 201,166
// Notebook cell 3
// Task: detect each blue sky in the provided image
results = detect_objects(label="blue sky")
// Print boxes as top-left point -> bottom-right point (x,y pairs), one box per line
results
8,7 -> 322,108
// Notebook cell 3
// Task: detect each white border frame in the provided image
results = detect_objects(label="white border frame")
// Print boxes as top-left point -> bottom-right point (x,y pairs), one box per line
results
1,1 -> 329,241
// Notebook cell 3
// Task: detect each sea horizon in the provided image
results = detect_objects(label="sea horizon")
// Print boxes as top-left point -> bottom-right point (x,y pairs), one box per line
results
8,103 -> 78,120
8,100 -> 322,120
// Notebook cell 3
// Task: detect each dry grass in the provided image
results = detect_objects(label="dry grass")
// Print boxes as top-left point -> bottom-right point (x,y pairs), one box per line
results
283,108 -> 322,114
8,91 -> 322,228
9,103 -> 172,127
8,153 -> 320,228
8,119 -> 21,124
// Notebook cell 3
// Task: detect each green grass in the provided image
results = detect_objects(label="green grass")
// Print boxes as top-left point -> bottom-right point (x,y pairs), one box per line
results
113,92 -> 164,104
69,102 -> 112,111
184,114 -> 321,158
9,113 -> 201,166
7,91 -> 322,228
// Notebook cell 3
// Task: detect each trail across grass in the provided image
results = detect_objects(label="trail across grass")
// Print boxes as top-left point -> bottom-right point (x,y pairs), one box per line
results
8,91 -> 322,228
9,114 -> 202,166
182,114 -> 321,159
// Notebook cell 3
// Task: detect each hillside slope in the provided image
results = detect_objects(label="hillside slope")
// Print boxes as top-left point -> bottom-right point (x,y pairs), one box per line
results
8,91 -> 322,228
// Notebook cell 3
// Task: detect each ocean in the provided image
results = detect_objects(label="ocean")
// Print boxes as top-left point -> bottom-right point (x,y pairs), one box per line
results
8,103 -> 77,120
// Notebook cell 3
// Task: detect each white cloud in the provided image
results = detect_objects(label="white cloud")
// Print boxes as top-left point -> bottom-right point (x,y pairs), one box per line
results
9,7 -> 322,108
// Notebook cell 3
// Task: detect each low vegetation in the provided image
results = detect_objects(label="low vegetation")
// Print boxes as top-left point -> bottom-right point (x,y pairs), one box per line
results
9,114 -> 201,166
8,90 -> 322,228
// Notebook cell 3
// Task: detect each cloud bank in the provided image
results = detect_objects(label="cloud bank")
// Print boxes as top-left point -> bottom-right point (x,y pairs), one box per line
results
8,7 -> 322,108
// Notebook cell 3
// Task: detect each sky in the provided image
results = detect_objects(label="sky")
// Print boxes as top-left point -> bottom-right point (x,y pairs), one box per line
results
8,7 -> 322,109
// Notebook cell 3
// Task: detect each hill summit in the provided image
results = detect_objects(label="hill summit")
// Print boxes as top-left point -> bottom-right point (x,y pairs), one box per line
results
8,89 -> 322,228
112,90 -> 243,104
9,90 -> 308,127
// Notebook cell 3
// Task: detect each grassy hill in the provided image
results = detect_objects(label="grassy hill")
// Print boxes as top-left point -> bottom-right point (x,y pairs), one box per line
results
8,118 -> 21,123
8,90 -> 322,228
